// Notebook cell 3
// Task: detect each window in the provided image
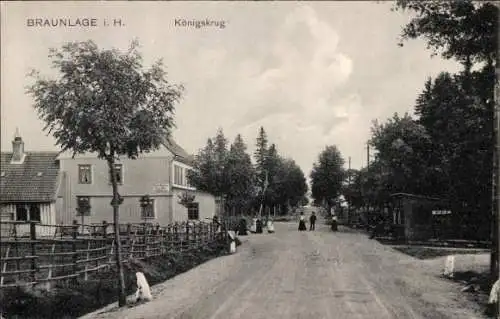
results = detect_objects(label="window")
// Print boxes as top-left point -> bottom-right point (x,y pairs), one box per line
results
186,169 -> 193,187
15,204 -> 40,221
78,164 -> 92,184
187,202 -> 199,220
109,164 -> 123,185
76,196 -> 91,216
29,204 -> 41,221
16,205 -> 28,221
174,165 -> 183,186
141,199 -> 155,219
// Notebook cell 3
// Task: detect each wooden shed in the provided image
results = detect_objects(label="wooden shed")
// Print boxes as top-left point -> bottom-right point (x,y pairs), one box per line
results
390,193 -> 450,241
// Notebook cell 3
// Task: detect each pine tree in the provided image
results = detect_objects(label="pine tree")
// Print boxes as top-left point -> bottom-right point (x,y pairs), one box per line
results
225,134 -> 257,214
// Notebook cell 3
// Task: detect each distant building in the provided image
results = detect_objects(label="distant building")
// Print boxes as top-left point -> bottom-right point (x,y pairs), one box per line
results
0,131 -> 61,237
390,193 -> 448,241
56,137 -> 216,225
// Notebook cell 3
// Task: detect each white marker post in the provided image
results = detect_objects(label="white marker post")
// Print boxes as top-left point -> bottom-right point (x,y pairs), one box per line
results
228,230 -> 237,254
135,272 -> 153,302
443,255 -> 455,278
489,279 -> 500,305
267,220 -> 275,233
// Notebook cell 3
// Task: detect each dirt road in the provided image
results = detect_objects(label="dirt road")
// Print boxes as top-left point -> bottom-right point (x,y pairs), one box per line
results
82,222 -> 486,319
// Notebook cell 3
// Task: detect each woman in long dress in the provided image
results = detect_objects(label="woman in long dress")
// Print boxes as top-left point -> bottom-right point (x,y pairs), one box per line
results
298,212 -> 307,231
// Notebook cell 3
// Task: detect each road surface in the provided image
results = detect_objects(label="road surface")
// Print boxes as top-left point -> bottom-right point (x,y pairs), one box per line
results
82,221 -> 485,319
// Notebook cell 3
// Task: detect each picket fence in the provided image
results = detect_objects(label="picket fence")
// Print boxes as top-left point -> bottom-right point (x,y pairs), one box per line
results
0,220 -> 228,289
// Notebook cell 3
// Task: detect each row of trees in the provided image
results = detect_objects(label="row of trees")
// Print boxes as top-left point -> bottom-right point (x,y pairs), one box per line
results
311,0 -> 497,225
341,0 -> 497,218
187,127 -> 308,216
342,0 -> 498,276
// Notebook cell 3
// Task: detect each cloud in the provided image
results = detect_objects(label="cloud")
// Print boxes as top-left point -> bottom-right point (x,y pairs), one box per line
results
167,5 -> 359,177
228,6 -> 354,131
2,1 -> 462,180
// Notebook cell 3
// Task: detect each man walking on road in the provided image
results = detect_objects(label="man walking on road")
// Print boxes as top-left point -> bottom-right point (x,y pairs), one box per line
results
309,212 -> 317,231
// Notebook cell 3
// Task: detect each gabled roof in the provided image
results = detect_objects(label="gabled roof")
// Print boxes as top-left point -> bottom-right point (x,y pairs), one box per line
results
163,136 -> 195,166
0,152 -> 60,203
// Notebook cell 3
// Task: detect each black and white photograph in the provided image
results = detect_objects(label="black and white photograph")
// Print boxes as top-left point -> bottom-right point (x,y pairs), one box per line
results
0,1 -> 499,318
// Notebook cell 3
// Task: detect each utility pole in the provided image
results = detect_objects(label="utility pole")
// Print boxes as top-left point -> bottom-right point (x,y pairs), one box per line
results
348,156 -> 351,225
493,19 -> 500,315
366,142 -> 371,215
366,142 -> 370,170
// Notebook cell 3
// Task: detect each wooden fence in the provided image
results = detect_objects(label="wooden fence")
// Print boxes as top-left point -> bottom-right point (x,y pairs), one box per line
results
0,220 -> 229,289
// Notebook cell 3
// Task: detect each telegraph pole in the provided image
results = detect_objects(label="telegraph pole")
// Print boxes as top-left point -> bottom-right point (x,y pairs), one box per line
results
493,17 -> 500,315
348,156 -> 351,224
366,142 -> 371,215
366,142 -> 370,170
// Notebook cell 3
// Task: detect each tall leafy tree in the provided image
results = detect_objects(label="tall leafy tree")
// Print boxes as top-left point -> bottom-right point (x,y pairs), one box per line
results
392,0 -> 498,277
370,112 -> 433,196
393,0 -> 497,68
272,157 -> 308,213
254,126 -> 269,188
415,72 -> 493,210
188,138 -> 216,193
342,169 -> 365,210
264,143 -> 281,207
281,158 -> 308,208
359,159 -> 391,211
213,128 -> 230,198
224,134 -> 257,214
27,40 -> 183,306
310,145 -> 346,212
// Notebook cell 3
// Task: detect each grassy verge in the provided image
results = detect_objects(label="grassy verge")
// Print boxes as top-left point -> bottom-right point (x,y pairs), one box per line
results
393,245 -> 496,317
392,245 -> 489,260
448,270 -> 497,318
0,238 -> 234,319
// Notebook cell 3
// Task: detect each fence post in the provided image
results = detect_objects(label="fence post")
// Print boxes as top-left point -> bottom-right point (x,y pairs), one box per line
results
144,223 -> 148,259
193,222 -> 197,249
126,223 -> 132,259
167,224 -> 173,253
127,223 -> 137,258
29,221 -> 37,282
13,223 -> 20,281
84,240 -> 91,281
204,223 -> 208,246
72,220 -> 79,283
174,223 -> 180,252
155,224 -> 161,256
186,222 -> 190,250
102,220 -> 108,239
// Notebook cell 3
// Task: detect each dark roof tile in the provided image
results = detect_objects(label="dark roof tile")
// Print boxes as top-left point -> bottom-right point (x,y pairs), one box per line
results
0,152 -> 60,203
162,137 -> 195,166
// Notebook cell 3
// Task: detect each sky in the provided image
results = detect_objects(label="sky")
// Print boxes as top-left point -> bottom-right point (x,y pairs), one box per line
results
1,1 -> 461,179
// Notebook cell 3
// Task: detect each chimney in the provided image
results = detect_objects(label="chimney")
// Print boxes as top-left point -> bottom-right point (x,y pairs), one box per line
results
11,128 -> 25,163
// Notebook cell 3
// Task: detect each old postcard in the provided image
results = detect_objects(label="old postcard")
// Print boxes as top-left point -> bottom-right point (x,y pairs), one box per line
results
1,1 -> 499,318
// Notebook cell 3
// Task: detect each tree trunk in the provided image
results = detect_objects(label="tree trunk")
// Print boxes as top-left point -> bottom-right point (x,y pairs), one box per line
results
107,157 -> 126,307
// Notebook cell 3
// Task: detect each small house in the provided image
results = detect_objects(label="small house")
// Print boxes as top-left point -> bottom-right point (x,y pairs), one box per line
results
0,132 -> 62,237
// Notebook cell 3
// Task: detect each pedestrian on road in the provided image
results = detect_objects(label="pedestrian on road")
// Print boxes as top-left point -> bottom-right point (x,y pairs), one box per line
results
309,212 -> 317,231
298,212 -> 307,231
